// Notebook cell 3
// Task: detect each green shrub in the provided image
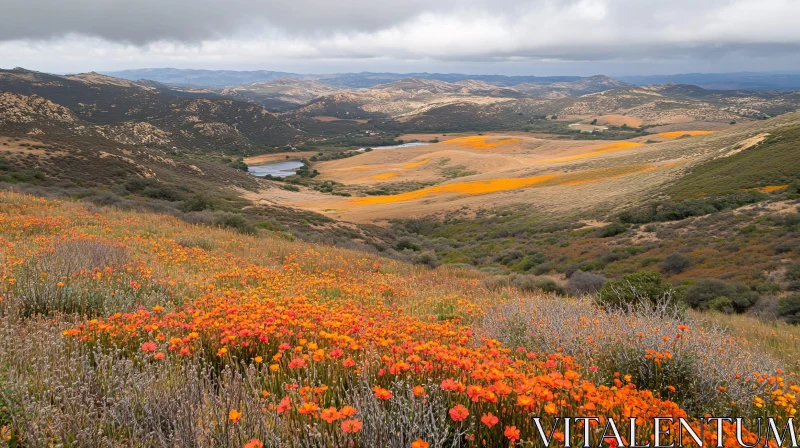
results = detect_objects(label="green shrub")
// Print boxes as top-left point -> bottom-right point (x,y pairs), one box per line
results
660,252 -> 692,275
228,159 -> 248,171
181,194 -> 216,212
414,250 -> 440,268
597,272 -> 677,308
596,222 -> 628,238
212,212 -> 254,234
786,263 -> 800,291
684,278 -> 758,313
777,295 -> 800,324
395,239 -> 421,251
566,271 -> 607,296
618,192 -> 764,224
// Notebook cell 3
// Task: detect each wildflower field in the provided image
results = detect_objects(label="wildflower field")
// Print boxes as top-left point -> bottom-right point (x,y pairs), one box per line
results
445,136 -> 521,150
657,131 -> 718,139
352,162 -> 680,206
0,191 -> 798,447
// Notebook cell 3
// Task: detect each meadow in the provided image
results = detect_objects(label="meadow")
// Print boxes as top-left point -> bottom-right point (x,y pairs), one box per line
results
0,191 -> 798,447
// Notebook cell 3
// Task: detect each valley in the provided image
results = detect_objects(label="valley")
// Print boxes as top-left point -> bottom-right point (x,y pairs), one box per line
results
2,66 -> 800,322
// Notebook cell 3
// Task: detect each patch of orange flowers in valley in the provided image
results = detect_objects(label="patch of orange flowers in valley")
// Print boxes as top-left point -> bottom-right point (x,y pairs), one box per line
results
751,185 -> 788,193
352,162 -> 684,206
657,130 -> 717,139
2,191 -> 797,445
371,172 -> 399,180
403,158 -> 430,169
444,136 -> 520,150
352,173 -> 561,205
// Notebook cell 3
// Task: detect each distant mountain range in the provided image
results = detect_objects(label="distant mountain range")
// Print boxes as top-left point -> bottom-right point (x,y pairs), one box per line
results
102,68 -> 583,88
102,68 -> 800,91
618,72 -> 800,91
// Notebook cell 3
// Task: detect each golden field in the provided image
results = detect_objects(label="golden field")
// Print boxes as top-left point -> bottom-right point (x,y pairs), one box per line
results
249,117 -> 795,224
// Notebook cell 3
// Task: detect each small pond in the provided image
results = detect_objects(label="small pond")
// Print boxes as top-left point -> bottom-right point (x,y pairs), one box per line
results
247,160 -> 304,177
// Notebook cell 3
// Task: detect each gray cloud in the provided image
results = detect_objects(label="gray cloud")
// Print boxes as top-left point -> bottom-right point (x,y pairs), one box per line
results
1,0 -> 799,72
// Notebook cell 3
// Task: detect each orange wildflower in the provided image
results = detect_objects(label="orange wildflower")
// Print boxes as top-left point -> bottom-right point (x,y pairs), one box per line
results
372,386 -> 393,400
505,426 -> 520,441
276,396 -> 291,414
341,419 -> 363,433
481,412 -> 499,428
411,439 -> 429,448
298,402 -> 319,415
449,404 -> 469,422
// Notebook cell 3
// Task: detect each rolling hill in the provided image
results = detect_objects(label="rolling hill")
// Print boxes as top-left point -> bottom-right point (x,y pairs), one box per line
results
0,67 -> 302,152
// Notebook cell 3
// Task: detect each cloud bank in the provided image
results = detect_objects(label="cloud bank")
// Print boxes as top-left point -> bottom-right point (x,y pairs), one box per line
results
2,0 -> 799,73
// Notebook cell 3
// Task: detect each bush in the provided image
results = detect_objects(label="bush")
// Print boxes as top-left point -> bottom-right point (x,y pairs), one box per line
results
483,274 -> 566,296
597,272 -> 677,309
181,194 -> 215,212
660,252 -> 692,275
512,275 -> 566,296
395,238 -> 422,252
785,263 -> 800,291
211,212 -> 255,234
514,252 -> 545,272
532,278 -> 567,296
596,222 -> 628,238
414,250 -> 440,268
619,192 -> 765,224
228,159 -> 248,171
777,295 -> 800,324
566,271 -> 607,296
683,279 -> 758,313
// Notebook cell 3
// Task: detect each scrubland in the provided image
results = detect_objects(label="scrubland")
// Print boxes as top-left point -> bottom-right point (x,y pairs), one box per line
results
0,191 -> 798,447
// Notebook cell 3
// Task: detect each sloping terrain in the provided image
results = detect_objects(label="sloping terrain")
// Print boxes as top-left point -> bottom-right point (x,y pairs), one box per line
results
285,78 -> 800,134
250,112 -> 800,225
220,78 -> 347,111
0,68 -> 301,152
513,75 -> 629,99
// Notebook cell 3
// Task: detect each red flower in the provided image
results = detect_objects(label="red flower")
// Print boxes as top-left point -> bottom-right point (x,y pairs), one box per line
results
276,396 -> 291,414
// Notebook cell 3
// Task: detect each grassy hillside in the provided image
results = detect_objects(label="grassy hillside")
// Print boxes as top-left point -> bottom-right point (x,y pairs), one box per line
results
667,124 -> 800,199
0,191 -> 798,445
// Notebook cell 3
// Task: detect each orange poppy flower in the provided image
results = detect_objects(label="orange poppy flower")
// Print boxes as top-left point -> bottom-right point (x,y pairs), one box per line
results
449,404 -> 469,422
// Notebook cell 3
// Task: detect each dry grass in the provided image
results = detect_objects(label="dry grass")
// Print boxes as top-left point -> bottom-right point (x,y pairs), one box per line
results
594,115 -> 643,128
537,141 -> 643,163
690,311 -> 800,374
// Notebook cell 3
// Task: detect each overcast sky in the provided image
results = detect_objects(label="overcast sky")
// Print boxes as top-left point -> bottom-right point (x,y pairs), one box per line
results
1,0 -> 800,75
